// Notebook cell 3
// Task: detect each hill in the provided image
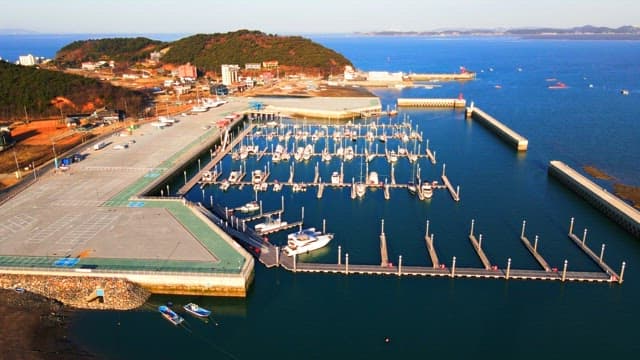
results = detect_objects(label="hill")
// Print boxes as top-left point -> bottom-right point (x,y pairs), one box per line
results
55,37 -> 165,67
0,61 -> 147,121
54,30 -> 353,76
161,30 -> 352,75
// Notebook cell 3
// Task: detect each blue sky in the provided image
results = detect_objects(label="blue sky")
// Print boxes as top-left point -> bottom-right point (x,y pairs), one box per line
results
2,0 -> 637,34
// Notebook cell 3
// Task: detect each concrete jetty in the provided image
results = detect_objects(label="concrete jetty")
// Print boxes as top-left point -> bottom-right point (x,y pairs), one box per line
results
548,160 -> 640,238
397,98 -> 467,108
465,104 -> 528,151
248,97 -> 382,120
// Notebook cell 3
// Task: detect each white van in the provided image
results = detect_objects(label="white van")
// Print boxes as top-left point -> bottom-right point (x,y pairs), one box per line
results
93,141 -> 107,151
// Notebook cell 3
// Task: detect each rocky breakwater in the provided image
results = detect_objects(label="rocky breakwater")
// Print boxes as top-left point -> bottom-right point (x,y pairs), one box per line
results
0,274 -> 151,310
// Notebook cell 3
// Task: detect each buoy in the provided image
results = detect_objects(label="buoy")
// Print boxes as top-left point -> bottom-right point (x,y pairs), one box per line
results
385,337 -> 391,343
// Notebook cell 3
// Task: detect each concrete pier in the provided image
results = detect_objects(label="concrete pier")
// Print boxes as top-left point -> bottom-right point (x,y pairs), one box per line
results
468,220 -> 492,270
465,105 -> 528,151
397,98 -> 467,108
549,160 -> 640,238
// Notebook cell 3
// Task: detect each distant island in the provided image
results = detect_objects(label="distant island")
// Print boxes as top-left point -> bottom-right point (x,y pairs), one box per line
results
359,25 -> 640,39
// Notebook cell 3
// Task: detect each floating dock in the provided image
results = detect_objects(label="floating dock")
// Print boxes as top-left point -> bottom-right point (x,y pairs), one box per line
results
397,98 -> 467,108
520,221 -> 552,272
465,104 -> 528,152
548,160 -> 640,238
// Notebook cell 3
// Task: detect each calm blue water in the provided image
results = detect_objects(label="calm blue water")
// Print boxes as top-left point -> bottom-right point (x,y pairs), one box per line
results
5,35 -> 640,359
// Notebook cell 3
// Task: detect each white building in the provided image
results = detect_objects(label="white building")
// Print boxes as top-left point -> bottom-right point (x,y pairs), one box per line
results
18,54 -> 36,66
367,71 -> 404,82
221,64 -> 240,86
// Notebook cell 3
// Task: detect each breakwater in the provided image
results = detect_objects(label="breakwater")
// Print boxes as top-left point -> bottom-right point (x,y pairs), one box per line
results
397,98 -> 467,108
465,103 -> 528,151
548,160 -> 640,238
0,273 -> 150,310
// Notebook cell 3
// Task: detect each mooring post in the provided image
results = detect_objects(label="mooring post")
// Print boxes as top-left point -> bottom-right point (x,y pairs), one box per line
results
225,206 -> 229,220
506,258 -> 512,280
561,259 -> 568,282
451,256 -> 457,278
521,220 -> 526,238
442,163 -> 446,177
569,217 -> 575,235
619,261 -> 626,284
276,246 -> 280,266
293,253 -> 297,273
398,255 -> 403,276
478,234 -> 483,249
456,185 -> 460,199
381,218 -> 385,235
345,253 -> 349,275
323,219 -> 326,234
470,219 -> 475,237
599,244 -> 606,262
534,235 -> 539,252
425,219 -> 430,238
582,228 -> 588,245
260,200 -> 263,215
338,245 -> 342,265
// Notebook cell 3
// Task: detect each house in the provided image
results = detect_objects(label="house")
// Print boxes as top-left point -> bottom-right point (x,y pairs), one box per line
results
177,63 -> 197,80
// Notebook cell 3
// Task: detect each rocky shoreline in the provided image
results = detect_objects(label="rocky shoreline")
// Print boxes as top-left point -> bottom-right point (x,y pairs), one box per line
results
0,274 -> 151,310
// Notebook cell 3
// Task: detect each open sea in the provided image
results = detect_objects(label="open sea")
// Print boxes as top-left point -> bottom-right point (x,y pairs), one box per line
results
2,34 -> 640,359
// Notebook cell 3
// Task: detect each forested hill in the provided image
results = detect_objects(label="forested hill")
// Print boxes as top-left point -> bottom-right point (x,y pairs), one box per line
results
56,37 -> 165,66
160,30 -> 352,74
0,61 -> 146,121
54,30 -> 352,75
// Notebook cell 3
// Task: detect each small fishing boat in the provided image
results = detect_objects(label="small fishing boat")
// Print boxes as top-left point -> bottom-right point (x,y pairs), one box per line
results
159,305 -> 184,325
183,303 -> 211,318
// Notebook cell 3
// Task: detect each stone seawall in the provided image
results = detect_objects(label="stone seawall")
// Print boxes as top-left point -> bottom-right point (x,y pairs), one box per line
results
0,274 -> 150,310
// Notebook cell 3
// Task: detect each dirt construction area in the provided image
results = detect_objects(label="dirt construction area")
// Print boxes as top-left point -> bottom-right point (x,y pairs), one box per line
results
0,119 -> 107,189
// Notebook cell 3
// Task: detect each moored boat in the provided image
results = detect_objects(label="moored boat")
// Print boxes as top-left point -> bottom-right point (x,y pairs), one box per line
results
284,227 -> 333,256
183,303 -> 211,318
159,305 -> 184,325
237,201 -> 260,213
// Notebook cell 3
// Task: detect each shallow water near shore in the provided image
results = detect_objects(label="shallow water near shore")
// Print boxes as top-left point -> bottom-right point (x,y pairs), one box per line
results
31,37 -> 640,358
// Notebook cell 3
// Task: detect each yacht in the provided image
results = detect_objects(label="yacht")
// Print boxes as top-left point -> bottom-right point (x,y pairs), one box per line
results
255,215 -> 288,235
331,171 -> 341,185
272,180 -> 283,192
421,181 -> 433,199
252,169 -> 264,184
292,183 -> 307,192
303,144 -> 313,161
356,182 -> 366,198
388,150 -> 398,163
201,171 -> 214,182
294,147 -> 304,161
237,201 -> 260,213
365,148 -> 376,162
368,171 -> 380,186
281,150 -> 291,161
321,147 -> 332,162
219,179 -> 230,191
228,170 -> 241,183
344,146 -> 355,161
284,228 -> 333,256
